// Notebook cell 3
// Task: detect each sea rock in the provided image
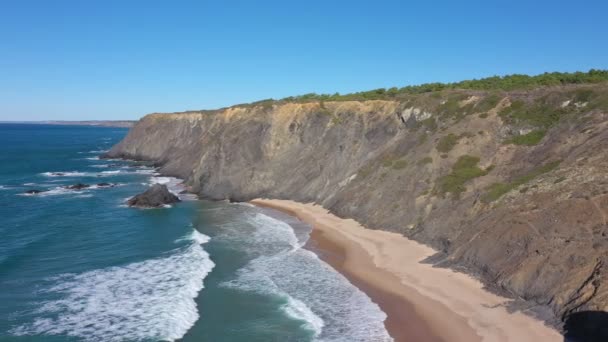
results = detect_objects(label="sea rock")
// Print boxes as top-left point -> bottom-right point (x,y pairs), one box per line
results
127,184 -> 180,208
25,189 -> 47,195
96,183 -> 114,188
65,183 -> 90,190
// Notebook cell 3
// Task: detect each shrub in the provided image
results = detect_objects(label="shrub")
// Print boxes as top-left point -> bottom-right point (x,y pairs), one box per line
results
573,89 -> 594,102
417,157 -> 433,165
392,160 -> 408,169
506,130 -> 546,146
436,133 -> 460,153
482,161 -> 561,202
435,155 -> 491,198
420,117 -> 438,131
499,99 -> 565,128
475,93 -> 502,112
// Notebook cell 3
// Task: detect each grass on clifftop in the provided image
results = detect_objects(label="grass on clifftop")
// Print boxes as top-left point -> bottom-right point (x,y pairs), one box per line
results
482,160 -> 561,202
435,155 -> 492,198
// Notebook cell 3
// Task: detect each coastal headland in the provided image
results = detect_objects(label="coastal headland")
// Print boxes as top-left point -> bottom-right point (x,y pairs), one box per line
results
104,73 -> 608,339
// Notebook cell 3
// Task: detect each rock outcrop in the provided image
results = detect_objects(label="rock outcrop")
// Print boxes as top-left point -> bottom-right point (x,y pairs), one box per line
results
127,184 -> 180,208
105,84 -> 608,327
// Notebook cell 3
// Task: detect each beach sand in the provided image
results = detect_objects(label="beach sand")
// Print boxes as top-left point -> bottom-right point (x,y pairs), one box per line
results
251,199 -> 562,342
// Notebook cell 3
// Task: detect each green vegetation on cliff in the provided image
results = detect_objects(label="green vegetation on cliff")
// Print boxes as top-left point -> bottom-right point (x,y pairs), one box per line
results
279,70 -> 608,103
435,155 -> 492,198
505,130 -> 547,146
482,160 -> 561,202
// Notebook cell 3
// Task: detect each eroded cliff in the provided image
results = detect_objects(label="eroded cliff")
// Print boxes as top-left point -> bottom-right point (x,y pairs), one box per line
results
106,84 -> 608,327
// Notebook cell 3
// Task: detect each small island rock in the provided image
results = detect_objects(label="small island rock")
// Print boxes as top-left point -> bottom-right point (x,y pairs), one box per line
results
127,184 -> 180,208
65,183 -> 90,190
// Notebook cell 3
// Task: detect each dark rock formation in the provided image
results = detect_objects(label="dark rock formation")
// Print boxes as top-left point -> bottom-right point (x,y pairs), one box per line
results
127,184 -> 180,208
65,183 -> 90,190
25,189 -> 47,195
106,84 -> 608,328
96,183 -> 114,188
564,311 -> 608,342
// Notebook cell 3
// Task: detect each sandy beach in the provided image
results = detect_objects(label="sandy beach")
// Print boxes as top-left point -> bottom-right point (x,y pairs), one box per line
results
251,199 -> 562,342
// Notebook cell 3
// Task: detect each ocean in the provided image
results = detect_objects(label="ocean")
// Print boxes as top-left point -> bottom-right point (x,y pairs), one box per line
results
0,124 -> 392,342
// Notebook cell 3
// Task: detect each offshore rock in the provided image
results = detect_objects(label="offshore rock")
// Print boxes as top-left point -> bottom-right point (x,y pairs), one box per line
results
127,184 -> 180,208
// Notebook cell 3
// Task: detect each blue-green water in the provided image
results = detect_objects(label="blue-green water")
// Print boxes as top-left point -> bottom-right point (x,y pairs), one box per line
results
0,124 -> 391,341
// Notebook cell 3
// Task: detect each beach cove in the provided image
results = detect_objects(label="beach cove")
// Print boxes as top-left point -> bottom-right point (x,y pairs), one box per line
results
252,199 -> 563,342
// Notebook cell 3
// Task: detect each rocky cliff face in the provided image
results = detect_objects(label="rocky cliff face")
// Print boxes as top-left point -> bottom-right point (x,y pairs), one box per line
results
106,84 -> 608,326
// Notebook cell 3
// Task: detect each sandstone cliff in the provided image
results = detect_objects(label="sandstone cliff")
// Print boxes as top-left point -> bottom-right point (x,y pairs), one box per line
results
106,84 -> 608,327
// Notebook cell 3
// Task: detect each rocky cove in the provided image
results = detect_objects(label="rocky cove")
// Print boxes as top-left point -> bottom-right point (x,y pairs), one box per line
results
104,83 -> 608,332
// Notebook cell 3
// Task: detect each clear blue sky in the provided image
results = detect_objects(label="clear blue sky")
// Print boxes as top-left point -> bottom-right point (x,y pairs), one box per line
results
1,0 -> 606,121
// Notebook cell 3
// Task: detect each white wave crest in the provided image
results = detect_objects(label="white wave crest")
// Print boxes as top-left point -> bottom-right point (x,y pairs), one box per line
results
283,296 -> 325,338
100,170 -> 122,174
11,231 -> 214,341
41,171 -> 87,177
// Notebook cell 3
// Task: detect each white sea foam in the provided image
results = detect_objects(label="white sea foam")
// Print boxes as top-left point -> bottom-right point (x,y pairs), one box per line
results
148,176 -> 195,200
41,171 -> 87,177
135,169 -> 156,175
11,230 -> 214,342
19,187 -> 83,197
283,296 -> 325,338
150,176 -> 172,185
222,212 -> 392,342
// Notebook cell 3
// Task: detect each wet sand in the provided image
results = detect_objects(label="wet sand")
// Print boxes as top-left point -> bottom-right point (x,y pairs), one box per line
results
251,199 -> 562,342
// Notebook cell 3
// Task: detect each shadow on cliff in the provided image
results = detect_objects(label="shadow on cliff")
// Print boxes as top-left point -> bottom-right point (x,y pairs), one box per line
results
564,311 -> 608,342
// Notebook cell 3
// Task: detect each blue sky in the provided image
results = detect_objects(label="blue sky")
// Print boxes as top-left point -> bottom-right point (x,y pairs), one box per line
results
1,0 -> 606,121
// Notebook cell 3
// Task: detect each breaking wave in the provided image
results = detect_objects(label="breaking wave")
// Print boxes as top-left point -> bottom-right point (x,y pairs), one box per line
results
222,213 -> 392,341
11,229 -> 215,341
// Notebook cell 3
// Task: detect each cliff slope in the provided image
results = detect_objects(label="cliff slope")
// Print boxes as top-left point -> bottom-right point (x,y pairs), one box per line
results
106,84 -> 608,327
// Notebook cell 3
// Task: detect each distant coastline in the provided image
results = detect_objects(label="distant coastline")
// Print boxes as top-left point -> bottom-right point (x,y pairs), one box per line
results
0,120 -> 135,128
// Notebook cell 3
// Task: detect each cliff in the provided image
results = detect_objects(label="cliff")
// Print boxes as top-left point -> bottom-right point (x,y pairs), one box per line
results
106,84 -> 608,327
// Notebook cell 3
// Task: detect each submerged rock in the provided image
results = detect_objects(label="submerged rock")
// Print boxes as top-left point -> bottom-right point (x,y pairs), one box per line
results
65,183 -> 90,190
24,189 -> 47,195
96,183 -> 114,188
127,184 -> 180,208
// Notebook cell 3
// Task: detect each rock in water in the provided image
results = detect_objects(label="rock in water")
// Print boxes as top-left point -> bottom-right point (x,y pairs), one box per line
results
25,189 -> 47,195
127,184 -> 180,208
65,183 -> 90,190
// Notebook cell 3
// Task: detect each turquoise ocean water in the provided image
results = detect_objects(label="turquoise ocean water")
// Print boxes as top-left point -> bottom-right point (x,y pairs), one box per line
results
0,124 -> 391,342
